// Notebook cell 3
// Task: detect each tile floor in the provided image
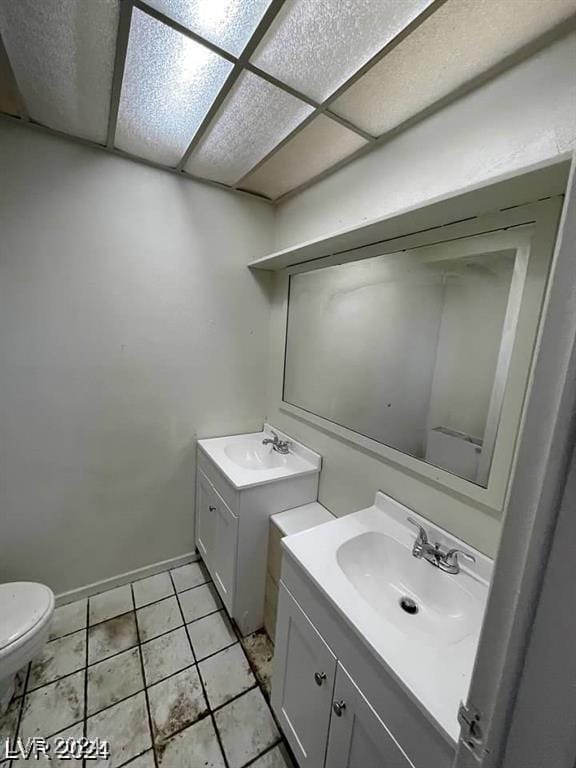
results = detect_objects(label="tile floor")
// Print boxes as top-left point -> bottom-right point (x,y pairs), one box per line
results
1,562 -> 294,768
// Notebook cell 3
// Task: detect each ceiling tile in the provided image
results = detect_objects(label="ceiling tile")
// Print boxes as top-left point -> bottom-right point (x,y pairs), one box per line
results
0,0 -> 119,142
331,0 -> 576,136
185,70 -> 314,185
240,115 -> 367,199
115,7 -> 233,166
250,0 -> 434,102
144,0 -> 272,56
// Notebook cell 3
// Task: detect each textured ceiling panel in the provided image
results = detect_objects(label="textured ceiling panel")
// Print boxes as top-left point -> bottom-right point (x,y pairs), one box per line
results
0,0 -> 119,142
0,36 -> 24,117
240,115 -> 367,199
251,0 -> 434,102
116,8 -> 233,166
332,0 -> 576,136
185,70 -> 313,185
145,0 -> 272,56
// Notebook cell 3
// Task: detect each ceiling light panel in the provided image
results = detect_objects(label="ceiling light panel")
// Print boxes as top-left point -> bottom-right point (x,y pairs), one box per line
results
240,115 -> 367,199
185,70 -> 314,185
0,0 -> 119,142
115,8 -> 233,166
332,0 -> 576,136
144,0 -> 272,56
251,0 -> 434,102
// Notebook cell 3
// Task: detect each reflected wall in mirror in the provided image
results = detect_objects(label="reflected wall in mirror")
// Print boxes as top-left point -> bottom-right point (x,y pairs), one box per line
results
283,230 -> 538,487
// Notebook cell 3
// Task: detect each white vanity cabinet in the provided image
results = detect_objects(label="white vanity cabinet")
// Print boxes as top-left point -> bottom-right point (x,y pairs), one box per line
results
195,432 -> 320,636
273,563 -> 456,768
196,469 -> 237,613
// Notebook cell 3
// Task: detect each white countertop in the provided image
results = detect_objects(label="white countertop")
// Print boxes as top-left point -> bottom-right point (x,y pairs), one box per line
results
198,424 -> 321,490
282,492 -> 492,744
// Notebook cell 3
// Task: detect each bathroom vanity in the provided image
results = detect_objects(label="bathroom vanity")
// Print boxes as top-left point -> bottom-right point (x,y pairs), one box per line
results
195,424 -> 321,635
272,492 -> 492,768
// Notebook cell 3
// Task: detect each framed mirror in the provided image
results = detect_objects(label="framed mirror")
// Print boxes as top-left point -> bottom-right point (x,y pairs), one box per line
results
280,201 -> 560,506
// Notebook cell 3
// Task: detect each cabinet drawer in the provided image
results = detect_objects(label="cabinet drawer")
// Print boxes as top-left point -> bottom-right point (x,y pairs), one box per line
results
197,448 -> 238,513
272,584 -> 337,768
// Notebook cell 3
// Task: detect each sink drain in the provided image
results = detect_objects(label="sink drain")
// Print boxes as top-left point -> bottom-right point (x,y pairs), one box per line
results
399,597 -> 418,615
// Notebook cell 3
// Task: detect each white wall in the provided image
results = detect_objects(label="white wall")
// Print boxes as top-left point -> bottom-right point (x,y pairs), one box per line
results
0,122 -> 274,594
266,33 -> 576,557
274,32 -> 576,249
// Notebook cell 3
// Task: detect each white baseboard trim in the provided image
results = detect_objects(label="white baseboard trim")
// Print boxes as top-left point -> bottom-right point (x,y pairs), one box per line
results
55,551 -> 199,606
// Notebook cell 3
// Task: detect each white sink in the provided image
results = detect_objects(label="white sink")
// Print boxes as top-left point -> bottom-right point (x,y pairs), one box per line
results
336,531 -> 480,646
281,492 -> 492,743
198,425 -> 321,489
224,439 -> 289,471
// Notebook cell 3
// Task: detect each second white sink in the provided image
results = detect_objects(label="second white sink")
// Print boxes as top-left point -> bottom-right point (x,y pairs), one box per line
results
336,530 -> 481,646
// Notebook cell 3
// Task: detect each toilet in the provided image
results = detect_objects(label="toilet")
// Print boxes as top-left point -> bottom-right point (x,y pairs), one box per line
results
0,582 -> 54,712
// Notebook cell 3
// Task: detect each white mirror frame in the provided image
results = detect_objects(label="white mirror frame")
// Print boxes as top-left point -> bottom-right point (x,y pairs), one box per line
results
278,198 -> 563,511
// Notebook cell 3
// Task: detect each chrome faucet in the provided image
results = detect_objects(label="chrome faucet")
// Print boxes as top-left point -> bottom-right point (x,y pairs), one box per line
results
262,430 -> 291,454
407,517 -> 475,575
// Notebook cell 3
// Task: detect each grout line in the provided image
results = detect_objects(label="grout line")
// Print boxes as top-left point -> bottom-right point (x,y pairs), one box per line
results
241,739 -> 284,768
130,584 -> 160,768
11,664 -> 31,751
82,599 -> 89,768
168,571 -> 231,768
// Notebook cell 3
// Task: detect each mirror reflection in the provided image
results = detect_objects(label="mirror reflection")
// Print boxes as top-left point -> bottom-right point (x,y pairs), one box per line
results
283,236 -> 525,487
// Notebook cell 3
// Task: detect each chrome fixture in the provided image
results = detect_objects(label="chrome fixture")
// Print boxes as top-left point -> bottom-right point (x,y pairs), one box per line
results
262,430 -> 291,454
407,517 -> 476,575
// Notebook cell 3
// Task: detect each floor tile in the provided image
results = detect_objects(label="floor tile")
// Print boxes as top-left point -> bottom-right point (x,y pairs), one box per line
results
157,717 -> 225,768
0,695 -> 23,756
88,613 -> 138,664
214,688 -> 280,768
251,744 -> 296,768
133,573 -> 174,608
137,597 -> 182,642
147,667 -> 207,748
36,722 -> 85,768
29,630 -> 86,691
187,611 -> 236,662
141,628 -> 194,687
90,586 -> 133,626
199,644 -> 255,709
124,751 -> 155,768
179,584 -> 221,623
49,599 -> 87,640
87,692 -> 151,768
241,630 -> 274,695
87,647 -> 144,715
19,670 -> 84,740
171,562 -> 210,593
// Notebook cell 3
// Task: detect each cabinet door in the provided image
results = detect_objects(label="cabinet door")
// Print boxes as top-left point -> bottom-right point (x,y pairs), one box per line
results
326,663 -> 415,768
211,496 -> 238,614
272,584 -> 337,768
195,471 -> 217,569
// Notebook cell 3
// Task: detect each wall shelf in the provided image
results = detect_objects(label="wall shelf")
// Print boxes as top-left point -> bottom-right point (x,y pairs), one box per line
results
248,158 -> 570,271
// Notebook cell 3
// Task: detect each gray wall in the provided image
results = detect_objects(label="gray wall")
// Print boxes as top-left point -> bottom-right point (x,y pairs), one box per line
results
0,122 -> 274,594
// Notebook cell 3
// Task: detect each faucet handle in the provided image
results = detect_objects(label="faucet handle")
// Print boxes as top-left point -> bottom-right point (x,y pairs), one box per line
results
445,548 -> 476,566
407,517 -> 428,544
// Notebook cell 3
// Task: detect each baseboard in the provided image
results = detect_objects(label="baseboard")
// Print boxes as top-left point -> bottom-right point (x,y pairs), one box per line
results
55,551 -> 199,606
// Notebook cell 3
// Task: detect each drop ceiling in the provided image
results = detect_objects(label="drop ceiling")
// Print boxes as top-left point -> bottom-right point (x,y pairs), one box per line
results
0,0 -> 574,203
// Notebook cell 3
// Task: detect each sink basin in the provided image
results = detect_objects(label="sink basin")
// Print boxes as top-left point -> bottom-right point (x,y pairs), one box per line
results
197,425 -> 321,490
224,439 -> 289,470
336,531 -> 481,646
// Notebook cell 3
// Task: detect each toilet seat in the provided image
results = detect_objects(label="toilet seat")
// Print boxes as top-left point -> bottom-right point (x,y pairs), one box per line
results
0,582 -> 54,654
